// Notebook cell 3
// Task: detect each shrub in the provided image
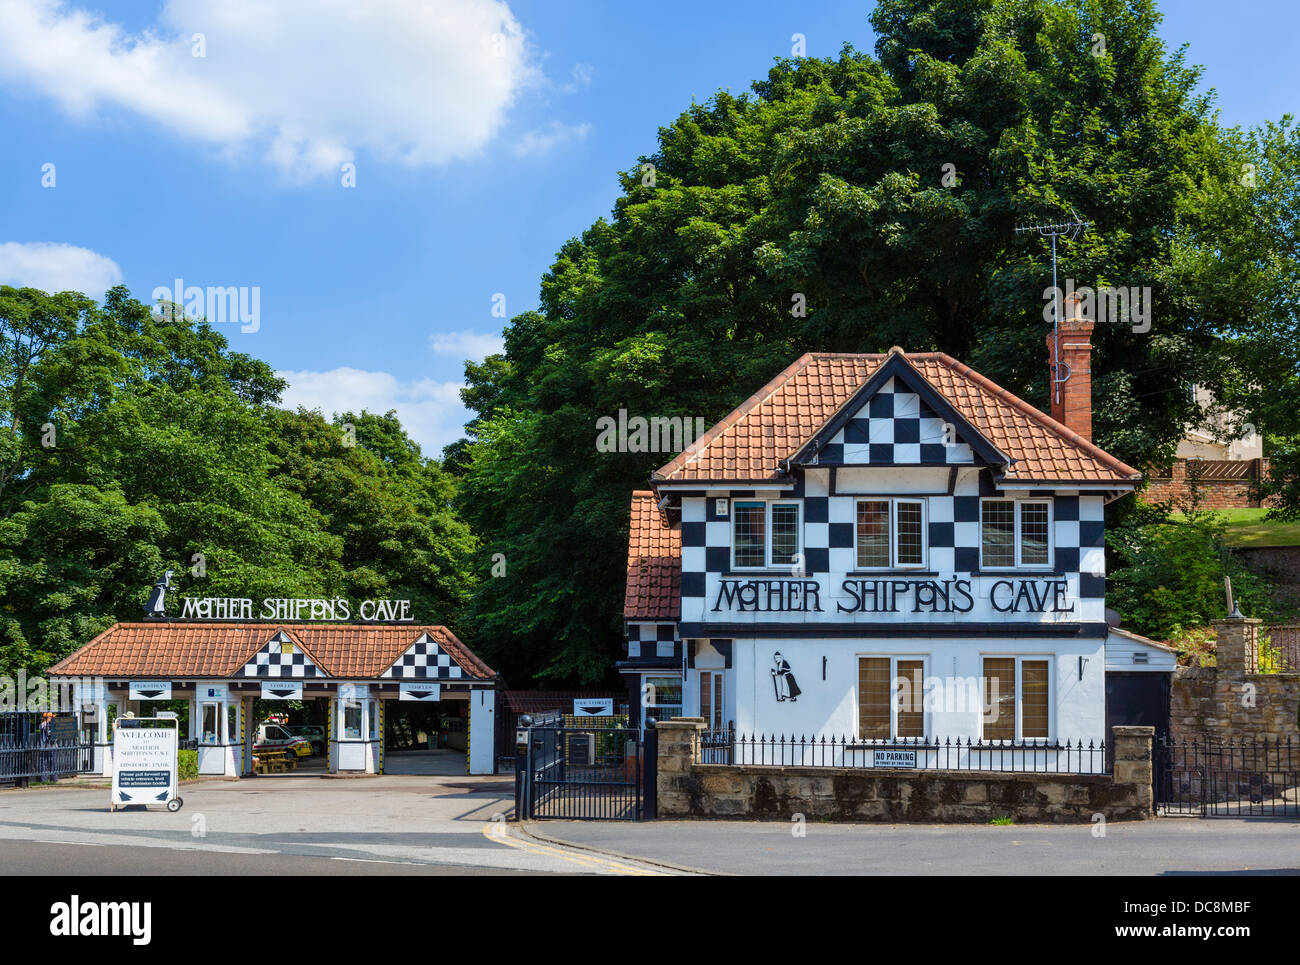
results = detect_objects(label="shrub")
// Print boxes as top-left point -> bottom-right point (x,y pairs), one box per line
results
178,750 -> 198,781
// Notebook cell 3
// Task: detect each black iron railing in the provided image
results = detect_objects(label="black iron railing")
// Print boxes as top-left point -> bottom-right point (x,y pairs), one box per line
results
1156,736 -> 1298,816
0,739 -> 94,785
696,730 -> 1109,774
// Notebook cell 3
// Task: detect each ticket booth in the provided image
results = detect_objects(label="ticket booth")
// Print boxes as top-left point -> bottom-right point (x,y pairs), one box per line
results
191,683 -> 244,777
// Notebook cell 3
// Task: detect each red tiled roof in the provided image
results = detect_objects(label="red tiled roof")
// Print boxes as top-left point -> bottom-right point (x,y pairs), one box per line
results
624,491 -> 681,621
653,352 -> 1141,484
47,623 -> 496,680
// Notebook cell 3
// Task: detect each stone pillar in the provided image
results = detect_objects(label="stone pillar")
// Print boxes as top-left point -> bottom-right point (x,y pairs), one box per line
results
1111,725 -> 1154,813
1214,616 -> 1261,675
654,718 -> 704,817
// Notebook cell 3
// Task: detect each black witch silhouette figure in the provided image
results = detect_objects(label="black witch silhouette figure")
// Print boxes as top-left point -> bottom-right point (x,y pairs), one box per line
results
770,651 -> 801,702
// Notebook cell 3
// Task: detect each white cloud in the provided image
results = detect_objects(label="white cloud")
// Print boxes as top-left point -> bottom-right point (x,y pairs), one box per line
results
428,329 -> 505,361
0,241 -> 122,296
512,120 -> 591,158
277,366 -> 468,456
561,62 -> 593,93
0,0 -> 539,176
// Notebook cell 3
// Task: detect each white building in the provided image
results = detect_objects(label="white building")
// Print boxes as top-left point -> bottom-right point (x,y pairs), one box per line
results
620,335 -> 1174,768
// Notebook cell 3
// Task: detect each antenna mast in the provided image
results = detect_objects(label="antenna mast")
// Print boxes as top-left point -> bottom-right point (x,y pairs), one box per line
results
1016,211 -> 1091,406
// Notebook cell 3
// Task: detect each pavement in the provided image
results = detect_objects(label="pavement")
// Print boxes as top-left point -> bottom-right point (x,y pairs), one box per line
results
4,775 -> 1298,875
524,815 -> 1300,875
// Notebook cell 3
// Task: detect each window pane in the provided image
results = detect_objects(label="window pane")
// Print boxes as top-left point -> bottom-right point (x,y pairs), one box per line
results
771,503 -> 799,566
713,674 -> 724,730
896,660 -> 925,738
344,702 -> 362,739
983,658 -> 1016,741
1022,661 -> 1049,738
858,658 -> 891,740
856,501 -> 890,568
368,700 -> 379,739
1020,503 -> 1050,566
201,703 -> 219,745
699,673 -> 713,728
227,705 -> 238,743
734,501 -> 766,567
981,501 -> 1016,567
644,677 -> 681,707
896,501 -> 924,566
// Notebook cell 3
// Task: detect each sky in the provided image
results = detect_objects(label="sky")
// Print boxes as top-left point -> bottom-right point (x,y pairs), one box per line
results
0,0 -> 1295,457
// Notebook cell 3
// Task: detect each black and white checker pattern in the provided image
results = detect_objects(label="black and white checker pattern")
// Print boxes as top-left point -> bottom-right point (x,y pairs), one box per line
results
241,632 -> 323,678
626,622 -> 680,659
381,632 -> 464,680
818,377 -> 975,465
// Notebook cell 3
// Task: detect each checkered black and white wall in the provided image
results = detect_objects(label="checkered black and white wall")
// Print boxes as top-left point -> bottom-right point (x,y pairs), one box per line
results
625,622 -> 681,660
675,465 -> 1106,628
815,377 -> 976,466
241,632 -> 323,678
381,632 -> 466,680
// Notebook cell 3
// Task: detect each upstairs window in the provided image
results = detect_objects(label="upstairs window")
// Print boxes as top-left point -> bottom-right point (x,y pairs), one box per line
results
855,498 -> 926,569
732,500 -> 801,569
980,499 -> 1052,569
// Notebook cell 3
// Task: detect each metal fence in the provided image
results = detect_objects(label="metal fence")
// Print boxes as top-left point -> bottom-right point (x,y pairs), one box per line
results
1156,736 -> 1298,816
696,730 -> 1109,774
516,716 -> 654,820
1261,625 -> 1300,673
1,713 -> 94,786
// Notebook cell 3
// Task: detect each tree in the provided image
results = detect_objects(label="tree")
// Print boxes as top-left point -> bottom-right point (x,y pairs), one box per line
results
453,0 -> 1291,684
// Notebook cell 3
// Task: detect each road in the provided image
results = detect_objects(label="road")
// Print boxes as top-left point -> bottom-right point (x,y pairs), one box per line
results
524,816 -> 1300,875
4,775 -> 1298,875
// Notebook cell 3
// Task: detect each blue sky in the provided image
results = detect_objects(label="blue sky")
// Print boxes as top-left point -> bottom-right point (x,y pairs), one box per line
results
1,0 -> 1295,456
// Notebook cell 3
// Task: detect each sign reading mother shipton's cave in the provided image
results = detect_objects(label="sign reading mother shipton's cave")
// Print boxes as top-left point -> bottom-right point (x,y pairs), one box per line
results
711,577 -> 1074,615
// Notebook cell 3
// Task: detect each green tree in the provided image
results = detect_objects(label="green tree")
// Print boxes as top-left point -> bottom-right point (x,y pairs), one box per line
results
455,0 -> 1285,684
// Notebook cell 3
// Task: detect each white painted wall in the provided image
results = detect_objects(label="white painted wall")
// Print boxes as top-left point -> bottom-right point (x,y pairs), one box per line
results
468,688 -> 496,775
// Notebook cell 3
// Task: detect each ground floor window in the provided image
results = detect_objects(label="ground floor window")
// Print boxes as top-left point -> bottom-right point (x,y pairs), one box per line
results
343,701 -> 362,739
699,671 -> 725,730
642,675 -> 682,728
368,700 -> 379,740
982,656 -> 1051,741
857,656 -> 926,740
227,703 -> 239,744
200,702 -> 220,745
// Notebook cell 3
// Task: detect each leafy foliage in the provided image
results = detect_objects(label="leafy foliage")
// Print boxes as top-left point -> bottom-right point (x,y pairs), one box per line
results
454,0 -> 1293,683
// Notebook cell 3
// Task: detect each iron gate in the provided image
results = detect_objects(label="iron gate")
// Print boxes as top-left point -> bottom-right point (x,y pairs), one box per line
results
1156,736 -> 1298,816
0,712 -> 95,787
516,719 -> 656,820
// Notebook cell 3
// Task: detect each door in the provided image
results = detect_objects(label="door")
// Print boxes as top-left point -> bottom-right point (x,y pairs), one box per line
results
1104,671 -> 1170,774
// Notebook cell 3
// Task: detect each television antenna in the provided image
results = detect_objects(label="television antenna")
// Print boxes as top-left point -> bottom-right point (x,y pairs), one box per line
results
1016,210 -> 1091,406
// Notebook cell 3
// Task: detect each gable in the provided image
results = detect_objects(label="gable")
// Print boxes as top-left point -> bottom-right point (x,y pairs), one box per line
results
240,631 -> 326,678
816,375 -> 977,466
380,632 -> 466,680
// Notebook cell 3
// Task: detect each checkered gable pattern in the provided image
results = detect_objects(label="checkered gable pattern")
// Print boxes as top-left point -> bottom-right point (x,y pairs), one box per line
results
820,377 -> 975,465
241,632 -> 323,678
381,633 -> 465,680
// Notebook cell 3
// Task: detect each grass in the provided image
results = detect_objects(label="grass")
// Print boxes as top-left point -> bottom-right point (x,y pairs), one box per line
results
990,816 -> 1014,826
1170,508 -> 1300,548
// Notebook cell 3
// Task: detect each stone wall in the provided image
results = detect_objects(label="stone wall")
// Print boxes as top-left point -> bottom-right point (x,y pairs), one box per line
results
1170,616 -> 1300,744
655,719 -> 1155,823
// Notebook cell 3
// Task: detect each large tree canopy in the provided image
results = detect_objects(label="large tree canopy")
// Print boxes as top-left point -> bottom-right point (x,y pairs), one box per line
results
454,0 -> 1298,684
0,285 -> 475,676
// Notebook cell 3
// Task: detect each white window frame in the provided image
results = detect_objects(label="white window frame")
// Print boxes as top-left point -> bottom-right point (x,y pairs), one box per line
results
642,674 -> 683,729
731,499 -> 802,570
855,654 -> 930,741
200,701 -> 221,745
979,654 -> 1054,743
979,498 -> 1053,570
854,498 -> 928,570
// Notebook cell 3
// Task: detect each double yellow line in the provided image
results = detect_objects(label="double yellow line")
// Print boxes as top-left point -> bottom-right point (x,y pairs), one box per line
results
481,822 -> 667,875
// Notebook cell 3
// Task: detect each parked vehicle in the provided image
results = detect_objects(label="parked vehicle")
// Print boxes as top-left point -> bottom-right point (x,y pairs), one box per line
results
254,723 -> 312,758
286,723 -> 326,754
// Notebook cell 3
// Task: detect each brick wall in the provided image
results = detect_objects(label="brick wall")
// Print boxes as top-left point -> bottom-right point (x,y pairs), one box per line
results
1143,458 -> 1272,509
1170,617 -> 1300,744
655,719 -> 1155,823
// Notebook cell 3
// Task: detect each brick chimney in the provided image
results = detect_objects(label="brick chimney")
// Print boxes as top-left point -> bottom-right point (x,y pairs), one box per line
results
1046,293 -> 1095,442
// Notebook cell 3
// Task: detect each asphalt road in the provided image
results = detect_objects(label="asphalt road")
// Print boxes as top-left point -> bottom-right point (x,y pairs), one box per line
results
526,816 -> 1300,875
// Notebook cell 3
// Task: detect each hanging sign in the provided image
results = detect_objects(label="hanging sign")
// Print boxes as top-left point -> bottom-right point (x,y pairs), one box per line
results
261,680 -> 303,700
399,682 -> 441,702
129,681 -> 172,701
111,722 -> 178,807
572,698 -> 614,717
337,683 -> 368,701
198,684 -> 227,701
